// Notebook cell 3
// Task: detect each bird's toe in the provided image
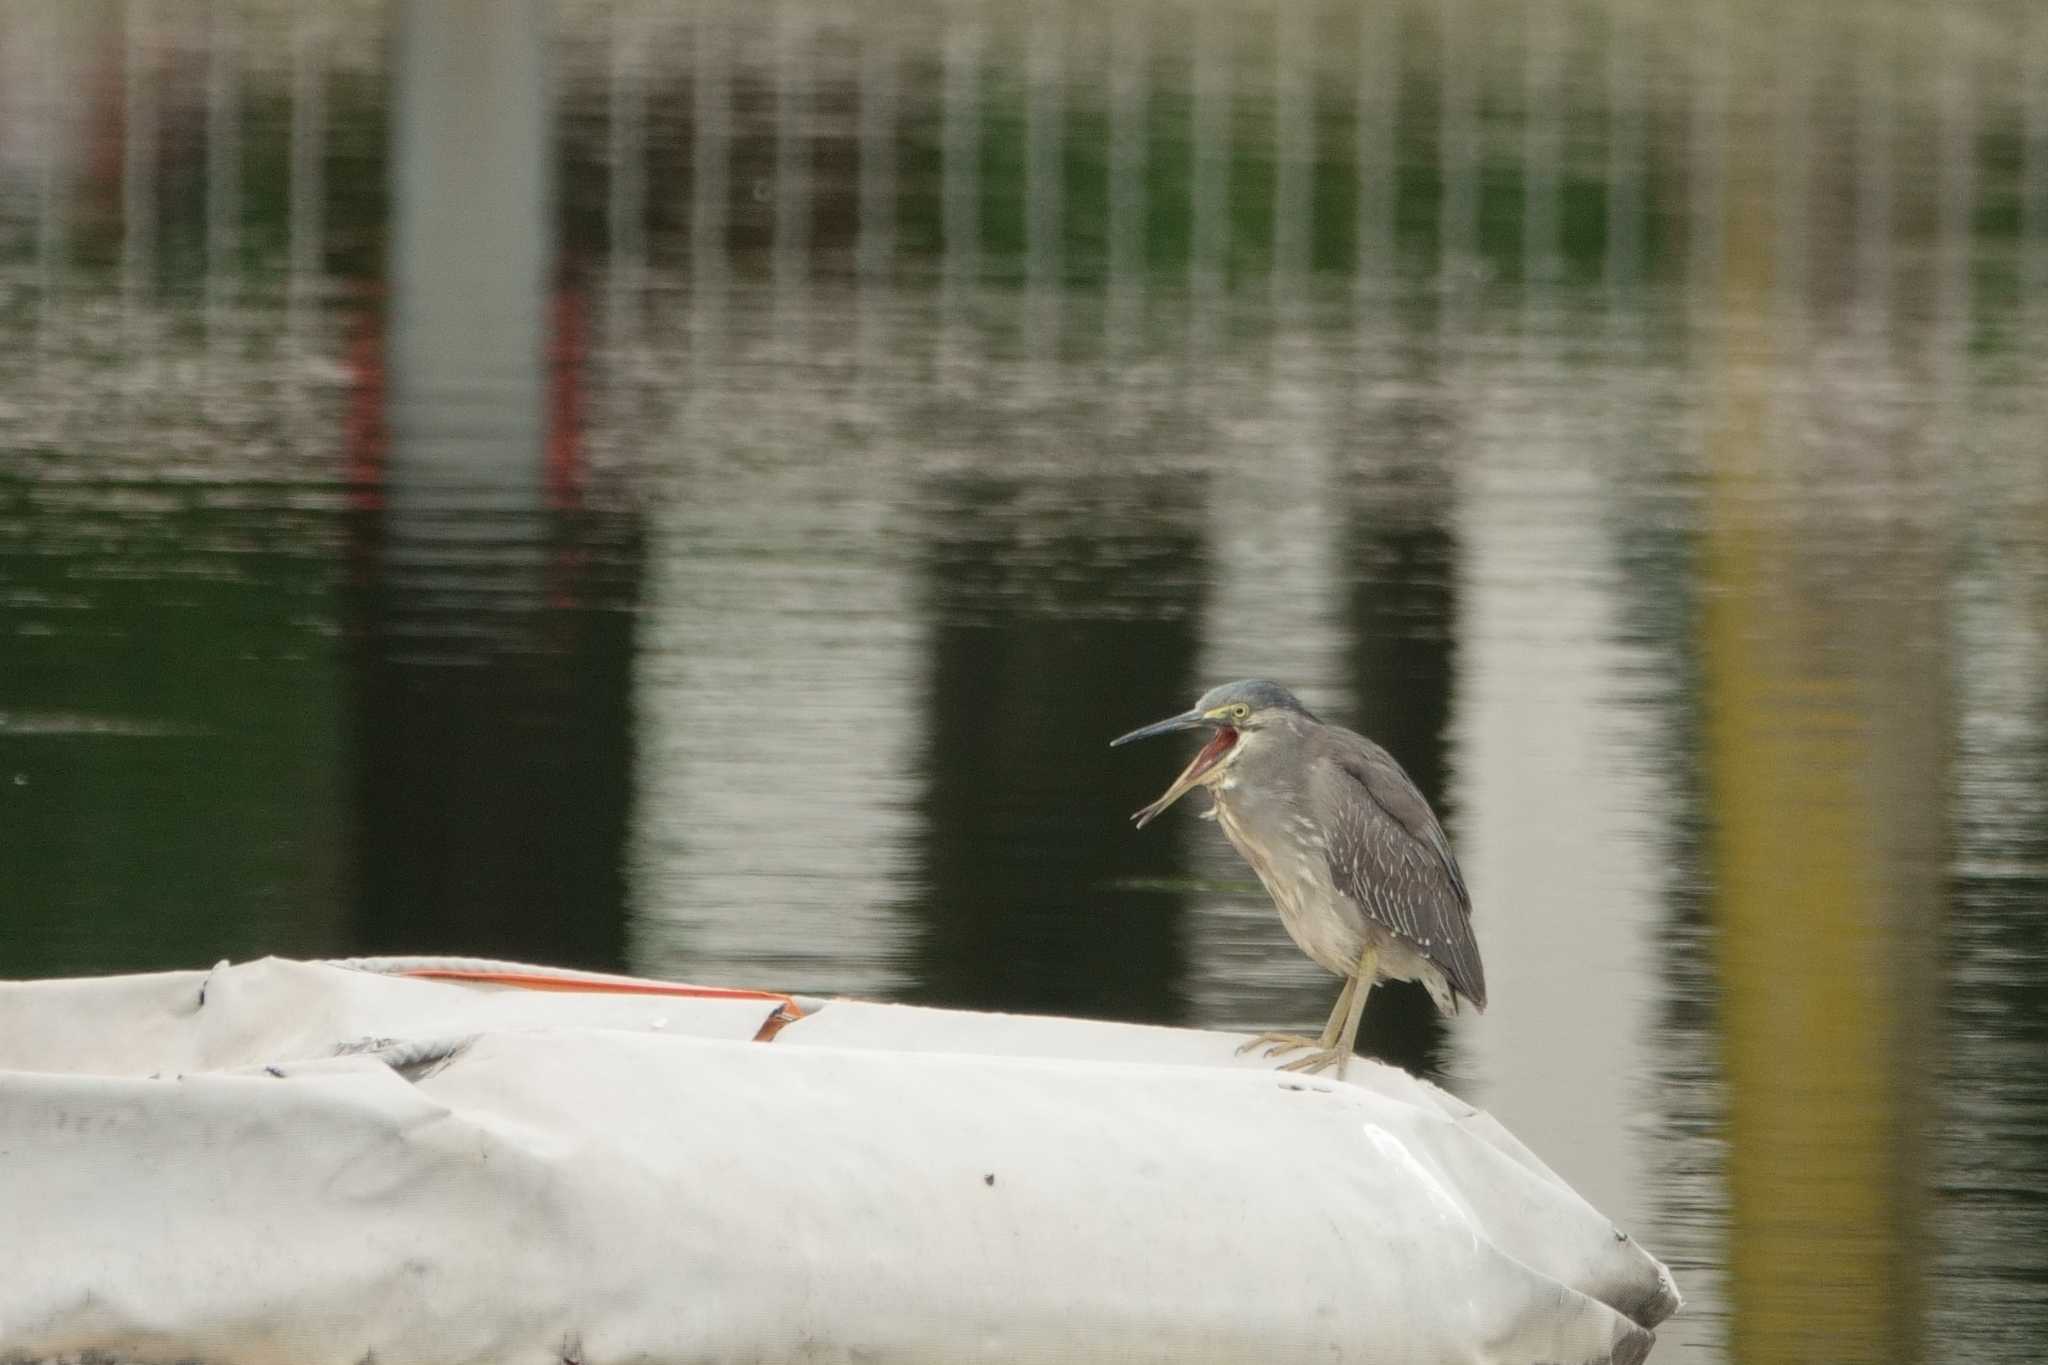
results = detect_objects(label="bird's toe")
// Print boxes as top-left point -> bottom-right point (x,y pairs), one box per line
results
1275,1047 -> 1348,1077
1234,1031 -> 1321,1058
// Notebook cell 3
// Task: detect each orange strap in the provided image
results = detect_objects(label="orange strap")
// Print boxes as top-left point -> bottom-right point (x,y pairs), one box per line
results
393,967 -> 805,1041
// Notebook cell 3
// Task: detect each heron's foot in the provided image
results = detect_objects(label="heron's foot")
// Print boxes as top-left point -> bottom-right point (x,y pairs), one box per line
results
1234,1031 -> 1323,1059
1275,1046 -> 1351,1080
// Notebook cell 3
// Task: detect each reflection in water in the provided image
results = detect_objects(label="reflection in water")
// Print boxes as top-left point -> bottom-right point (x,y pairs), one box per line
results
348,506 -> 641,969
352,0 -> 640,969
1177,341 -> 1348,1039
625,384 -> 925,999
2,3 -> 2047,1363
914,471 -> 1204,1021
1342,366 -> 1459,1076
1945,529 -> 2048,1360
387,0 -> 550,511
1694,28 -> 1978,1353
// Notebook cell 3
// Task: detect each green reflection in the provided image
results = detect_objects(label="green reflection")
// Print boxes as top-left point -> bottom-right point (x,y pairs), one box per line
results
0,479 -> 349,974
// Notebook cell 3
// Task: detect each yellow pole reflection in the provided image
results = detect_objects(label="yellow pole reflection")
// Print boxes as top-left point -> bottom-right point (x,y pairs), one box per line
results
1699,36 -> 1938,1364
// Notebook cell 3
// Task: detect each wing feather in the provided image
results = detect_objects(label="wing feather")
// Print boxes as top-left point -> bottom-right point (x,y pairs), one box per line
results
1312,736 -> 1487,1012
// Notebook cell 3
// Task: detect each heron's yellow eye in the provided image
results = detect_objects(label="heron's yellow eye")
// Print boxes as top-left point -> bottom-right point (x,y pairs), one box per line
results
1230,703 -> 1251,721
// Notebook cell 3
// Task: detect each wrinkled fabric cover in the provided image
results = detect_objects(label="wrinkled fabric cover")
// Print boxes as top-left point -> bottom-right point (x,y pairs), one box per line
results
0,958 -> 1679,1364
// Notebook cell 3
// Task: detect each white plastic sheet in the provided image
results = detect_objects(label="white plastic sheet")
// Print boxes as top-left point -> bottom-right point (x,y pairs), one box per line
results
0,958 -> 1679,1364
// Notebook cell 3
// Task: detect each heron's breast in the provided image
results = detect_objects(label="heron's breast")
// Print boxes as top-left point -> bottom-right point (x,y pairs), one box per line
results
1213,799 -> 1361,976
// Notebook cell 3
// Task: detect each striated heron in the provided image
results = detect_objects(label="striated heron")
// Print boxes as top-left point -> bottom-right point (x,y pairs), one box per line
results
1113,680 -> 1485,1079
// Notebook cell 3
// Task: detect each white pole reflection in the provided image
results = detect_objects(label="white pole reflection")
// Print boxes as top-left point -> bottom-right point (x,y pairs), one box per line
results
1469,0 -> 1659,1259
1452,347 -> 1673,1316
628,365 -> 922,1000
387,0 -> 550,593
1180,369 -> 1347,1030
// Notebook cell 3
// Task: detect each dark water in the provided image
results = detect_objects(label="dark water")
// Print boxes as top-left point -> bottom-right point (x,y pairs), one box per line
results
4,1 -> 2048,1359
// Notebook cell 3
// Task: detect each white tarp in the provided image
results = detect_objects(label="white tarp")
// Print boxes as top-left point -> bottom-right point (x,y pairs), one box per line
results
0,957 -> 1679,1364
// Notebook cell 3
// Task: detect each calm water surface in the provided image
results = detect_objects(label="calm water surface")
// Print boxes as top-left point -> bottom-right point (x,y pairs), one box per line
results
2,2 -> 2046,1361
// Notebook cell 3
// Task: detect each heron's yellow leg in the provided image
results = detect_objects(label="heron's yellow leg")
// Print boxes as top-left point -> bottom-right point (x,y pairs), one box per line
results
1276,946 -> 1379,1080
1234,972 -> 1358,1058
1318,973 -> 1359,1047
1331,945 -> 1379,1077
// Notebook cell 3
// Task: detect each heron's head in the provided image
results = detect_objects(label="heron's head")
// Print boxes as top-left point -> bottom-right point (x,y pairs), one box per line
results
1110,679 -> 1319,829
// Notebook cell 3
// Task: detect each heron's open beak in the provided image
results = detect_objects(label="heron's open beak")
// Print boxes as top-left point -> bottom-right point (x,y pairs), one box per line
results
1110,708 -> 1207,748
1112,709 -> 1239,829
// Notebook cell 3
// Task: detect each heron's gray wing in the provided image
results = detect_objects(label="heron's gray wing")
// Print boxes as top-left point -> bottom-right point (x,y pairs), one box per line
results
1312,739 -> 1487,1012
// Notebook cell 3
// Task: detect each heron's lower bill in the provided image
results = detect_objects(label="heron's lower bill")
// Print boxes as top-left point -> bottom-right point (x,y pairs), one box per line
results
1131,727 -> 1238,829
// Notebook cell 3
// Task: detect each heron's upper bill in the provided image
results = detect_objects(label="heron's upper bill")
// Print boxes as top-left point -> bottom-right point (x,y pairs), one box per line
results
1130,726 -> 1238,829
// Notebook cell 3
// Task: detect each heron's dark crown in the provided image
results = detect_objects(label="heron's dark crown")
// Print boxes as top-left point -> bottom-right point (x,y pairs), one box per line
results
1194,679 -> 1319,721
